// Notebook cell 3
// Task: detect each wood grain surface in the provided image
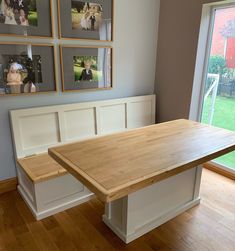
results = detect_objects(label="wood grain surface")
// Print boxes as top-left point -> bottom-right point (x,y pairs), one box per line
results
17,154 -> 67,183
0,178 -> 17,195
49,119 -> 235,202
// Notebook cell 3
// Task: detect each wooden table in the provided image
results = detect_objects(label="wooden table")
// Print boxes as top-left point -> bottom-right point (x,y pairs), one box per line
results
49,119 -> 235,243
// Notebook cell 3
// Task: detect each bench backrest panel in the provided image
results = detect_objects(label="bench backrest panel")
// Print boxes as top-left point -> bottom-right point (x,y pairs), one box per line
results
10,95 -> 156,158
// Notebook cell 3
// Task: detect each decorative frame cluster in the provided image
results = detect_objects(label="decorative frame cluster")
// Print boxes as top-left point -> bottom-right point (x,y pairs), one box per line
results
0,0 -> 113,96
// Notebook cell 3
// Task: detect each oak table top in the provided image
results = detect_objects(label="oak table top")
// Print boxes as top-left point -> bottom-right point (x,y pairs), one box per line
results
48,119 -> 235,202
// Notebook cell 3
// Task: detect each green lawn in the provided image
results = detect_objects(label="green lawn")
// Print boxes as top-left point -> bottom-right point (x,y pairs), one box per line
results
201,96 -> 235,169
28,11 -> 38,26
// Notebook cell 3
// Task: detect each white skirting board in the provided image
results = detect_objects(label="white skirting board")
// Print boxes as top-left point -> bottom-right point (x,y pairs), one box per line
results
103,167 -> 202,243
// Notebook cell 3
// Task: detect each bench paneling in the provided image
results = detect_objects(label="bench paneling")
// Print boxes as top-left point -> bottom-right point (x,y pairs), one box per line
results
64,108 -> 96,141
11,95 -> 156,158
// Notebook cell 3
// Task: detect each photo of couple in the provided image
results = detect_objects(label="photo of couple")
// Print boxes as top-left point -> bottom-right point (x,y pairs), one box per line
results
0,0 -> 37,26
71,1 -> 103,31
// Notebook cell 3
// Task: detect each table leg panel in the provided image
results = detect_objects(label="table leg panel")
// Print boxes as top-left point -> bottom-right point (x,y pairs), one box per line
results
103,167 -> 201,243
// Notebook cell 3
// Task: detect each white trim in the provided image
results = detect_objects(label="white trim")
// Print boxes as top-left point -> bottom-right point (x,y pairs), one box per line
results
103,199 -> 200,244
212,1 -> 235,10
18,185 -> 94,221
18,185 -> 38,218
193,166 -> 203,199
189,4 -> 215,121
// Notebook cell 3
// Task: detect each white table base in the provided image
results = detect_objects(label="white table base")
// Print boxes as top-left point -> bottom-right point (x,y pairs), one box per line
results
103,166 -> 202,243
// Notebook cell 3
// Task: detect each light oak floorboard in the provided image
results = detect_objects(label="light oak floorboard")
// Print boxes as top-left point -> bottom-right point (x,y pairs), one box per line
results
0,169 -> 234,251
0,178 -> 17,195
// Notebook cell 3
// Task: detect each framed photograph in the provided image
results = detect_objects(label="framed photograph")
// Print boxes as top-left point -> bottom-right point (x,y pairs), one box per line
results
60,45 -> 112,92
0,43 -> 57,96
0,0 -> 53,37
58,0 -> 113,41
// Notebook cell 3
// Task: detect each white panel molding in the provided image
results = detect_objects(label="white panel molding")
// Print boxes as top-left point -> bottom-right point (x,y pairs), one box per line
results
10,95 -> 156,158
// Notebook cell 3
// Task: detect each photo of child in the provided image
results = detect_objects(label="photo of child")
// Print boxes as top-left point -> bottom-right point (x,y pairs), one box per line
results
79,61 -> 93,81
6,62 -> 23,93
0,0 -> 37,27
71,1 -> 102,31
73,55 -> 102,82
0,54 -> 42,94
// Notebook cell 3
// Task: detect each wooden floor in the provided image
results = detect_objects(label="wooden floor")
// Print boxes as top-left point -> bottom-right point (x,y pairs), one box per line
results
0,169 -> 234,251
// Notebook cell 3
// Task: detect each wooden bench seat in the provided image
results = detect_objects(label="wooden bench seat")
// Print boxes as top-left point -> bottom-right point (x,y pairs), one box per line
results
17,154 -> 67,184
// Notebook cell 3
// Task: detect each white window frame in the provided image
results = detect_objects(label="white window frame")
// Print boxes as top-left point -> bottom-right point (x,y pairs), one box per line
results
189,0 -> 235,174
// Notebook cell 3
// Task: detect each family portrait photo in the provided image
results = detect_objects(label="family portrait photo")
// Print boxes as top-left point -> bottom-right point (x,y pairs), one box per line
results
0,0 -> 37,27
71,1 -> 103,31
73,55 -> 102,82
0,53 -> 42,94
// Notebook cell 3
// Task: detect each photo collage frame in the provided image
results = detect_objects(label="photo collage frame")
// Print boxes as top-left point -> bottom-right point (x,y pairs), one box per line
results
0,0 -> 113,96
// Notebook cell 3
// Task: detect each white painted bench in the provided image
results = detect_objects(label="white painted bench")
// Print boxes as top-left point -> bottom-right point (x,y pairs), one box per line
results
10,95 -> 156,220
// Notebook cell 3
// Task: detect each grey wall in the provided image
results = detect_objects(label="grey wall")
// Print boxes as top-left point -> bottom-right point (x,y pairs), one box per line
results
155,0 -> 223,123
0,0 -> 160,181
